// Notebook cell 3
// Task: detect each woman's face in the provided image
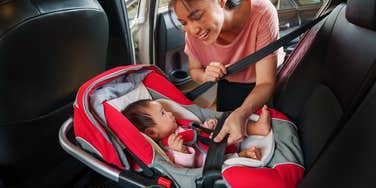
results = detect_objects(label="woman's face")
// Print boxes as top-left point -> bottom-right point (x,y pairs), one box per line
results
173,0 -> 225,44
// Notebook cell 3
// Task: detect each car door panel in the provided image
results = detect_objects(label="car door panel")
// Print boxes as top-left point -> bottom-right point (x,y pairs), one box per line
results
155,11 -> 189,85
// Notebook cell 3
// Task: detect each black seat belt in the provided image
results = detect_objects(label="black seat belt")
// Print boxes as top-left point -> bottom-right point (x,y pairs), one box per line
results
185,12 -> 331,101
196,111 -> 231,188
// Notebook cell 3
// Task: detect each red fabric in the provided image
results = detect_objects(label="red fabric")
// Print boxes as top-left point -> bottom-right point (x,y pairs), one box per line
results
176,119 -> 192,127
274,164 -> 305,188
143,72 -> 193,105
222,164 -> 304,188
73,106 -> 124,169
157,177 -> 172,188
103,102 -> 154,166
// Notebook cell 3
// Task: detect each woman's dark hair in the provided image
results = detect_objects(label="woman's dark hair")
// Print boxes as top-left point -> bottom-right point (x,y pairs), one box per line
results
168,0 -> 242,30
225,0 -> 241,9
121,99 -> 156,132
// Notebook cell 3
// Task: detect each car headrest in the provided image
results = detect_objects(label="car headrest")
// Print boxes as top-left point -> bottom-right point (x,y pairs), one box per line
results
0,0 -> 108,124
346,0 -> 376,30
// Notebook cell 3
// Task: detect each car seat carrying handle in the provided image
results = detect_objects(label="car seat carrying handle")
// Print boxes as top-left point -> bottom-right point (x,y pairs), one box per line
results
197,111 -> 231,188
186,12 -> 331,101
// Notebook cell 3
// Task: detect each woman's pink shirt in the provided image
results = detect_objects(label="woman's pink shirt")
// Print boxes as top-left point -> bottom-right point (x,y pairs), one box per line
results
184,0 -> 284,83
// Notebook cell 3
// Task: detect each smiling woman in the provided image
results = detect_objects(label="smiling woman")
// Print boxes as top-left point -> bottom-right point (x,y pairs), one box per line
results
167,0 -> 284,150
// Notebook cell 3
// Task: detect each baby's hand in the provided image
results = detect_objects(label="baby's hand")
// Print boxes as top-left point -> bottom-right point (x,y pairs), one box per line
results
204,118 -> 217,130
168,134 -> 188,153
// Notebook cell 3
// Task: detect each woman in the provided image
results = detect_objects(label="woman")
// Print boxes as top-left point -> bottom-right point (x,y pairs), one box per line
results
169,0 -> 284,145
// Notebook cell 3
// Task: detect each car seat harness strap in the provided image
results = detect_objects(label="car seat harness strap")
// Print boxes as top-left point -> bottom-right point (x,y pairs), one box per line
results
196,111 -> 231,188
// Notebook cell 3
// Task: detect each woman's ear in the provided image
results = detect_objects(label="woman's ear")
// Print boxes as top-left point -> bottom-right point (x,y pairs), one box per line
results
145,128 -> 159,139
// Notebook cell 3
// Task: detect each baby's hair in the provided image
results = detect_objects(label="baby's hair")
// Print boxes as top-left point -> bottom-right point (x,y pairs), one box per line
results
168,0 -> 242,30
122,99 -> 156,132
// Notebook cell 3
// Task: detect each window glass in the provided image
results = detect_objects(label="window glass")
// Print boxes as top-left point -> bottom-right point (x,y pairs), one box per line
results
126,0 -> 140,21
295,0 -> 321,5
276,0 -> 322,31
278,0 -> 297,10
160,0 -> 169,8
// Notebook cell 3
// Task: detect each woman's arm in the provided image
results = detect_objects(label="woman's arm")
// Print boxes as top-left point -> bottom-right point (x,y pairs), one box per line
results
238,56 -> 277,117
214,56 -> 277,145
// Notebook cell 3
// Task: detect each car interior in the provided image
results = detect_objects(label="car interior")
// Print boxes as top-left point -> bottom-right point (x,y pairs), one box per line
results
0,0 -> 375,187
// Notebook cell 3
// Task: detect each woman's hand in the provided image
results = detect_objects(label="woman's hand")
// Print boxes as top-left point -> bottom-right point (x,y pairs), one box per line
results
168,134 -> 188,153
213,109 -> 247,145
202,62 -> 227,82
213,56 -> 277,145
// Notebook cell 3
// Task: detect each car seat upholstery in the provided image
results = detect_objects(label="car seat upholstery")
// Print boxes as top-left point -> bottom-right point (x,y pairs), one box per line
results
0,0 -> 108,186
298,78 -> 376,188
274,0 -> 376,186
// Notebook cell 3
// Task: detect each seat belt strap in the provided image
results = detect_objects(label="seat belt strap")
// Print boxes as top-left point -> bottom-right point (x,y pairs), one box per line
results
186,12 -> 331,101
197,111 -> 231,187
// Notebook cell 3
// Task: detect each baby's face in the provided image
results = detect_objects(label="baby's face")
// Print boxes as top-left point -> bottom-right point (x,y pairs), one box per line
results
146,101 -> 178,139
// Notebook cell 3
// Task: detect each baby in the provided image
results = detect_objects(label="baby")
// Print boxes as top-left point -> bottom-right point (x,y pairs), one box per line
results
122,99 -> 271,168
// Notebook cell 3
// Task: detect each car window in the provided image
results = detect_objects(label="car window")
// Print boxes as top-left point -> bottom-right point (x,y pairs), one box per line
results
160,0 -> 169,8
125,0 -> 169,21
295,0 -> 321,5
126,0 -> 140,22
276,0 -> 323,31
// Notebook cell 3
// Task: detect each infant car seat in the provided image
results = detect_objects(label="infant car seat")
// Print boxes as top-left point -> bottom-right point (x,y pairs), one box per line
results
61,65 -> 304,188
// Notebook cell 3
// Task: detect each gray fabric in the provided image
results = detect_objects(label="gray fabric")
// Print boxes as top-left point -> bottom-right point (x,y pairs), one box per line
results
267,118 -> 304,168
75,137 -> 103,158
90,70 -> 151,122
152,153 -> 203,188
